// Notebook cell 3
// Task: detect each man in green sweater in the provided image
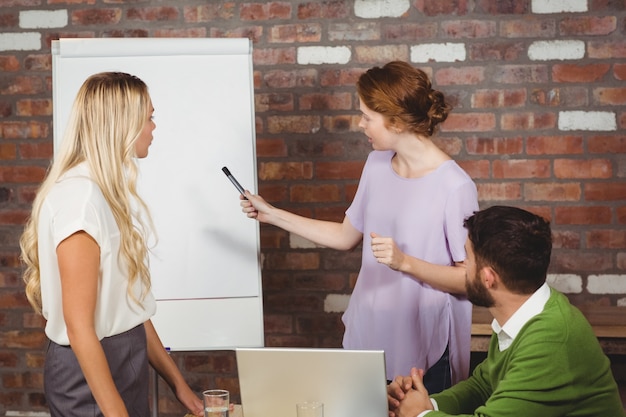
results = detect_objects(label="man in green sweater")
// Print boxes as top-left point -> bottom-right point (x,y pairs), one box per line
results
388,205 -> 625,417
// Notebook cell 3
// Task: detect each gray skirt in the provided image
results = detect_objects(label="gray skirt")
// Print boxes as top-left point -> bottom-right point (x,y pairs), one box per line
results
44,324 -> 150,417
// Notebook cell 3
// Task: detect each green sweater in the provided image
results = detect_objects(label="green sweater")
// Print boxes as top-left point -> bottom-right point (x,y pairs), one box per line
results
430,289 -> 625,417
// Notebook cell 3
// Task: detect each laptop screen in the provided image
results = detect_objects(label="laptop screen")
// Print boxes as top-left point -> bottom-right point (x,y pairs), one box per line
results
236,347 -> 388,417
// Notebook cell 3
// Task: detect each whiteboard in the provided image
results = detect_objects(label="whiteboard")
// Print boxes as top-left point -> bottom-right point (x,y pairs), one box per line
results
52,38 -> 263,351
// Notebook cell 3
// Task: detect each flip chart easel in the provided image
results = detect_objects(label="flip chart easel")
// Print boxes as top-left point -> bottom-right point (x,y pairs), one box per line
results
51,38 -> 264,353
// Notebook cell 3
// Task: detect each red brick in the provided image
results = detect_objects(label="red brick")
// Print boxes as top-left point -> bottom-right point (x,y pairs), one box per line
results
264,69 -> 318,88
614,63 -> 626,80
492,65 -> 549,84
530,87 -> 589,107
501,112 -> 557,130
315,160 -> 363,180
476,182 -> 522,201
434,136 -> 463,156
296,1 -> 350,19
465,136 -> 523,155
559,16 -> 617,36
383,23 -> 438,41
183,3 -> 237,22
209,26 -> 261,41
471,88 -> 526,108
0,121 -> 48,139
440,112 -> 496,132
0,144 -> 16,160
468,41 -> 525,61
0,56 -> 20,72
252,47 -> 297,65
320,67 -> 365,87
492,159 -> 551,179
154,28 -> 207,38
594,87 -> 626,105
527,135 -> 583,155
267,115 -> 320,134
524,182 -> 582,201
554,206 -> 612,225
240,2 -> 292,20
258,183 -> 288,202
500,18 -> 556,38
588,40 -> 626,59
71,8 -> 121,25
50,0 -> 95,3
441,19 -> 496,38
255,93 -> 294,112
322,115 -> 361,133
258,161 -> 313,180
0,166 -> 47,183
255,138 -> 288,157
585,183 -> 626,201
315,205 -> 350,222
290,184 -> 341,203
587,230 -> 626,249
127,7 -> 179,21
587,135 -> 626,153
24,54 -> 51,71
552,230 -> 581,250
268,23 -> 322,43
457,159 -> 490,179
19,142 -> 53,160
1,76 -> 45,95
0,330 -> 47,349
354,45 -> 409,64
619,206 -> 626,224
477,0 -> 528,14
0,209 -> 30,225
552,63 -> 611,83
551,251 -> 613,272
0,12 -> 19,27
263,313 -> 293,333
555,159 -> 612,179
415,0 -> 470,15
16,99 -> 52,116
299,92 -> 352,110
265,252 -> 320,270
434,67 -> 485,85
330,22 -> 381,42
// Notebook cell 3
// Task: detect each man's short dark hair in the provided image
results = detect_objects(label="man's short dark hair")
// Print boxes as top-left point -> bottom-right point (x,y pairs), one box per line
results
464,205 -> 552,294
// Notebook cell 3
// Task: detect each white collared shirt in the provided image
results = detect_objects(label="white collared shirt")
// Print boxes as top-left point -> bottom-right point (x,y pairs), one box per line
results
491,282 -> 551,351
417,283 -> 552,416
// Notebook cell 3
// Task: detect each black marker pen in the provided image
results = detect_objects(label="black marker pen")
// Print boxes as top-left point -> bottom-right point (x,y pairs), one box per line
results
221,166 -> 248,199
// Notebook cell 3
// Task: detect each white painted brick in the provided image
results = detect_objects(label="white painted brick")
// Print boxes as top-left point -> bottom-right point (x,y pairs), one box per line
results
558,111 -> 616,131
528,40 -> 585,61
20,10 -> 68,29
587,274 -> 626,294
324,293 -> 350,313
410,43 -> 466,63
547,274 -> 583,293
617,298 -> 626,307
531,0 -> 588,14
297,46 -> 351,65
0,32 -> 41,51
354,0 -> 410,18
289,233 -> 320,249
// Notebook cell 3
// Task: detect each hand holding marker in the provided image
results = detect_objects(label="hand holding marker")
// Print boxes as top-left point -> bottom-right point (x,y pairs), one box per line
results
221,166 -> 247,199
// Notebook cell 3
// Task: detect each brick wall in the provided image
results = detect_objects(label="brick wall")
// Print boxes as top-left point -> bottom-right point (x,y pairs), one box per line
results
1,0 -> 625,415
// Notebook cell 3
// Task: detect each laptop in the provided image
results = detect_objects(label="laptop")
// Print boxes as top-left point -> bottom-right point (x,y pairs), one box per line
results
236,347 -> 388,417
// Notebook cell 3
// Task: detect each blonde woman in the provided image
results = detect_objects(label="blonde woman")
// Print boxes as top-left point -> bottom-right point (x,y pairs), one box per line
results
20,72 -> 203,417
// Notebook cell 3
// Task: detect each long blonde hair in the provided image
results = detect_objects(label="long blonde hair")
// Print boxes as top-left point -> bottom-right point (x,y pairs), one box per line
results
20,72 -> 154,314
